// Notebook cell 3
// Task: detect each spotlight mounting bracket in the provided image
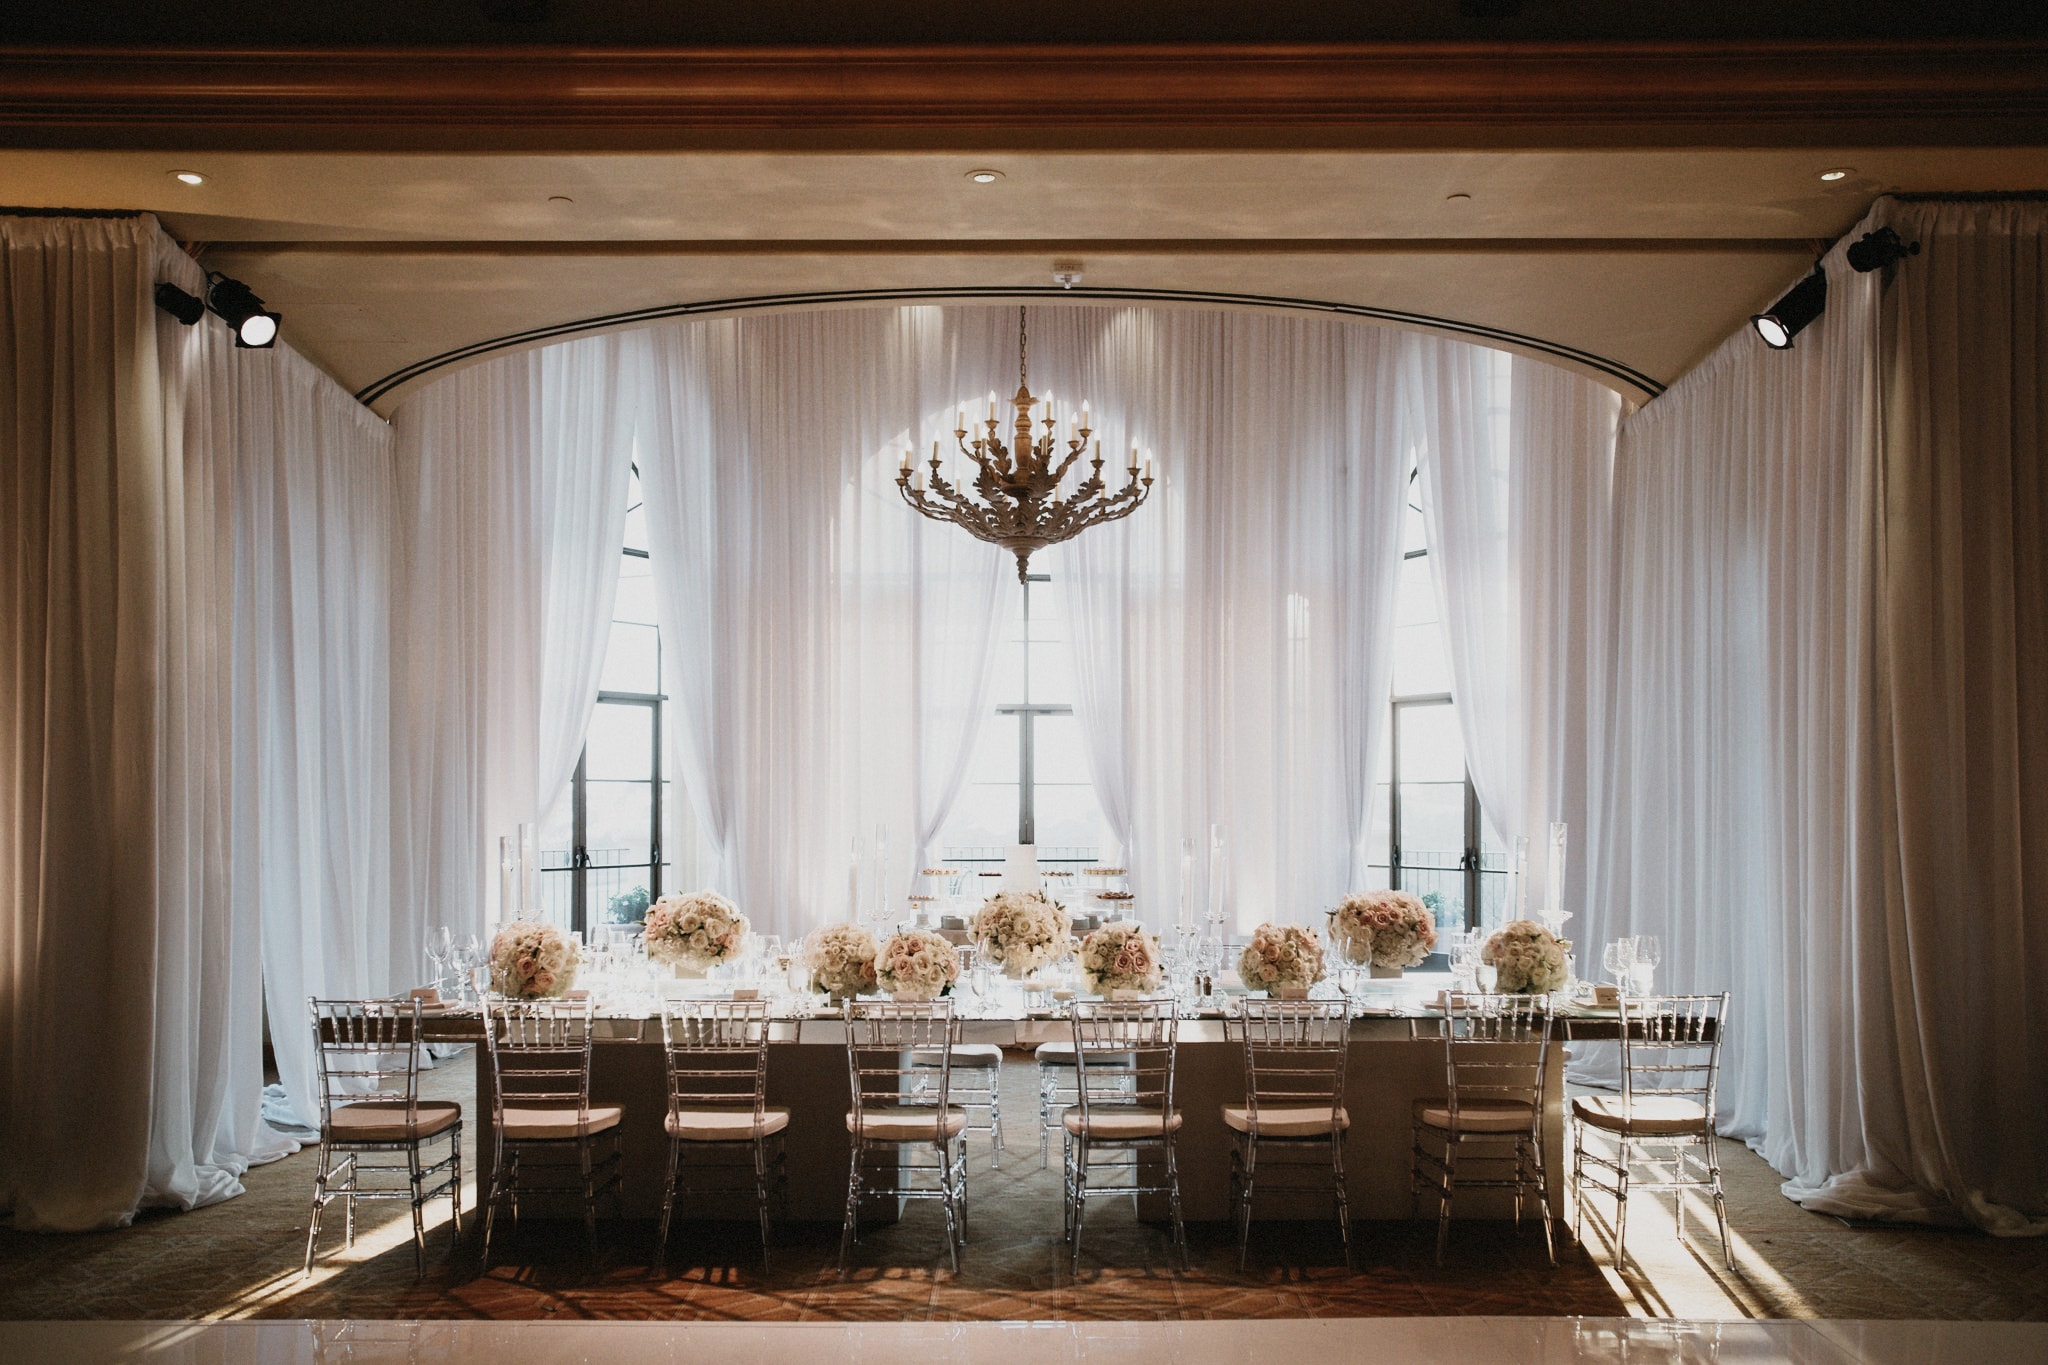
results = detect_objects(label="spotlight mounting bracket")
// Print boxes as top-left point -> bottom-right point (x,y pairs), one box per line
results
1846,226 -> 1921,274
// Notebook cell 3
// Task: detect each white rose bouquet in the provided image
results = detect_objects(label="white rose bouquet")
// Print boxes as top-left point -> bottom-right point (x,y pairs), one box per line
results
804,923 -> 879,999
643,889 -> 749,970
1329,889 -> 1439,969
488,920 -> 579,999
1483,918 -> 1572,993
1238,922 -> 1327,995
875,928 -> 961,1001
1077,922 -> 1163,996
973,890 -> 1072,978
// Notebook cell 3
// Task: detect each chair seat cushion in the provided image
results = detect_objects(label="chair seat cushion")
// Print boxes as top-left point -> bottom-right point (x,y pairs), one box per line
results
666,1104 -> 791,1142
847,1106 -> 968,1142
1412,1097 -> 1535,1133
1221,1103 -> 1349,1138
1573,1093 -> 1709,1136
1035,1041 -> 1078,1065
327,1100 -> 461,1144
1062,1107 -> 1184,1140
910,1043 -> 1006,1067
501,1104 -> 624,1140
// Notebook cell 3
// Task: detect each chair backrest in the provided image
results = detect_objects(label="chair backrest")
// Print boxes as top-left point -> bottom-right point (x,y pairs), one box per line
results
1439,992 -> 1552,1125
308,998 -> 424,1134
1071,998 -> 1178,1122
660,999 -> 771,1123
844,999 -> 956,1127
1618,993 -> 1729,1119
1238,998 -> 1351,1123
485,998 -> 597,1129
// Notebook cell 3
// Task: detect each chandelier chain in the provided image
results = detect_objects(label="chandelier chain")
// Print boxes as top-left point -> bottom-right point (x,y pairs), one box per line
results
1018,306 -> 1028,391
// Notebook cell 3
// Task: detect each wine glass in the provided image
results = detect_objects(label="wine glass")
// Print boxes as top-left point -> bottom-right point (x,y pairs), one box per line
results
452,934 -> 482,1006
1602,938 -> 1636,990
1632,935 -> 1661,995
423,924 -> 451,989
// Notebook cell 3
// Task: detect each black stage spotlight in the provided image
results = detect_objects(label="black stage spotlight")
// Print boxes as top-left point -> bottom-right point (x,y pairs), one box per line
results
204,272 -> 281,348
1751,266 -> 1828,350
1847,226 -> 1921,273
154,281 -> 205,325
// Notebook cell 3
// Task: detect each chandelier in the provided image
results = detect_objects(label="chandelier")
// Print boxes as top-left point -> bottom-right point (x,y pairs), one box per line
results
897,308 -> 1154,581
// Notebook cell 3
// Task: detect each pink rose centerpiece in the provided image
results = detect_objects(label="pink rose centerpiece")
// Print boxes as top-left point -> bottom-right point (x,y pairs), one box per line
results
1329,890 -> 1438,976
1482,919 -> 1572,994
973,889 -> 1072,978
643,889 -> 749,972
488,920 -> 579,999
875,928 -> 961,1001
1238,922 -> 1327,996
804,923 -> 879,1000
1077,922 -> 1163,996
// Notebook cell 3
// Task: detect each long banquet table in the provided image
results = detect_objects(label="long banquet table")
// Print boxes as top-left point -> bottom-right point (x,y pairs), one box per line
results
428,980 -> 1632,1227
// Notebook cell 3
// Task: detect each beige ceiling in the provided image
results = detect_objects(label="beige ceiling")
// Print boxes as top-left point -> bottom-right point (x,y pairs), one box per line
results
8,143 -> 2046,413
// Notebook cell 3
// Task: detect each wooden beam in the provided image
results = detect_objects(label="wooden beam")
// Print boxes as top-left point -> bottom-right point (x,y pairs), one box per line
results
2,42 -> 2044,148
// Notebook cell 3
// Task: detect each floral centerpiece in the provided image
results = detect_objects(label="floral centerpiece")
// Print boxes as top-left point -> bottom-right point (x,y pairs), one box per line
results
803,923 -> 879,1000
1077,922 -> 1163,996
643,889 -> 748,972
875,928 -> 961,1001
1238,922 -> 1327,996
488,920 -> 579,999
1329,889 -> 1439,974
1483,918 -> 1572,993
973,889 -> 1071,978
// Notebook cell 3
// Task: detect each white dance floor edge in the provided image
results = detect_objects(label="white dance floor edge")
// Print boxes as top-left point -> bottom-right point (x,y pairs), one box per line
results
5,1318 -> 2043,1363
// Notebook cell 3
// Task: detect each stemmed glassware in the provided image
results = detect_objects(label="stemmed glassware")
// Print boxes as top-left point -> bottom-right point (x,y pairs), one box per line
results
1631,935 -> 1661,995
1602,938 -> 1638,994
423,924 -> 451,990
449,933 -> 482,1007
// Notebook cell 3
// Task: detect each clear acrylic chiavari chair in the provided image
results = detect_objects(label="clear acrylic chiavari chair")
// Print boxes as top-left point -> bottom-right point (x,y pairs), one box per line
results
1063,998 -> 1189,1274
1410,991 -> 1557,1266
480,998 -> 623,1268
656,999 -> 788,1270
1572,992 -> 1732,1269
1226,997 -> 1355,1270
303,998 -> 463,1279
840,999 -> 969,1274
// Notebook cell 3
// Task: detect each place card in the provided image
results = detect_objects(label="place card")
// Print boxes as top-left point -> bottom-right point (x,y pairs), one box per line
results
731,988 -> 759,1002
408,986 -> 441,1004
1592,984 -> 1621,1007
1278,986 -> 1309,1001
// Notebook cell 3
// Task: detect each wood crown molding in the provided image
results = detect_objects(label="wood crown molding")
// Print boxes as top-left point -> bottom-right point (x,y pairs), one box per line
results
2,41 -> 2045,144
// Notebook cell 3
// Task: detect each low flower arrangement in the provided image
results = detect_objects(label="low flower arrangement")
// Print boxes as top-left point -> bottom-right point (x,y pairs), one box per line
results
1077,922 -> 1163,996
643,889 -> 748,970
804,923 -> 879,999
1238,922 -> 1327,995
973,890 -> 1072,978
488,920 -> 579,999
1483,918 -> 1572,993
875,928 -> 961,1000
1329,889 -> 1439,969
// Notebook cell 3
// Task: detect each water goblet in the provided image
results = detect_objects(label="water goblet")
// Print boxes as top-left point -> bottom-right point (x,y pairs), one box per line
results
1602,938 -> 1636,989
423,924 -> 451,989
1476,962 -> 1499,993
1337,964 -> 1361,1004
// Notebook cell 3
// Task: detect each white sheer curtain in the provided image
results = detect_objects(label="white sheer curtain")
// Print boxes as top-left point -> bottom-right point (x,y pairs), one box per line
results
1414,341 -> 1623,917
632,308 -> 1012,937
3,214 -> 387,1227
1821,197 -> 2047,1233
1050,309 -> 1411,929
152,236 -> 394,1150
390,336 -> 635,942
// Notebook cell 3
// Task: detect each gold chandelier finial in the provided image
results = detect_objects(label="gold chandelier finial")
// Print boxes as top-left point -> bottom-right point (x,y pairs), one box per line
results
897,307 -> 1155,582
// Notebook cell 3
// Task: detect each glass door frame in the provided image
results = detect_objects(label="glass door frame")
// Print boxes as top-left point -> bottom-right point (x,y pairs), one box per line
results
1386,693 -> 1485,931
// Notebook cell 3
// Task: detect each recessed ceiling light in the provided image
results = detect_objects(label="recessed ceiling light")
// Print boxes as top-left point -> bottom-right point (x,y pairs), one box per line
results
966,169 -> 1004,184
170,170 -> 206,186
1819,168 -> 1853,182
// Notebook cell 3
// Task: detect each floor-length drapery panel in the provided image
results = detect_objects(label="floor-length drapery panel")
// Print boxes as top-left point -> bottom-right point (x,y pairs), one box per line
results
1597,238 -> 1879,1154
389,336 -> 634,952
1049,309 -> 1412,930
0,214 -> 170,1230
1844,197 -> 2047,1233
632,308 -> 1013,937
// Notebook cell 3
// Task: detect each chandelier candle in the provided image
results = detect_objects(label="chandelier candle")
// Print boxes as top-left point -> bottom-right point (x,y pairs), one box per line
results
898,307 -> 1154,581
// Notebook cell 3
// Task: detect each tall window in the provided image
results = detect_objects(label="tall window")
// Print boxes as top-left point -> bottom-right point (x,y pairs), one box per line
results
1366,463 -> 1509,933
939,573 -> 1106,870
539,467 -> 671,933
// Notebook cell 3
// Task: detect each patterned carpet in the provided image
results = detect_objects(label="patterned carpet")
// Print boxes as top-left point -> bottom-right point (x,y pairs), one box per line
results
1,1053 -> 2042,1323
